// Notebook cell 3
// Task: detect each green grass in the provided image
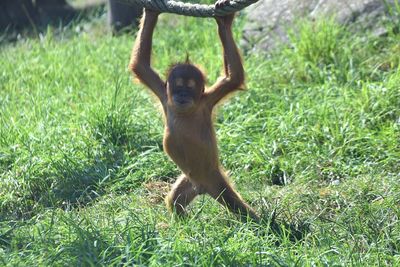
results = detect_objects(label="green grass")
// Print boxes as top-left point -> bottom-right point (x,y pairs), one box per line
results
1,10 -> 400,266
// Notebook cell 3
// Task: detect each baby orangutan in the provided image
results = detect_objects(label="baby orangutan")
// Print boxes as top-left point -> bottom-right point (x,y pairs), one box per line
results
129,3 -> 259,221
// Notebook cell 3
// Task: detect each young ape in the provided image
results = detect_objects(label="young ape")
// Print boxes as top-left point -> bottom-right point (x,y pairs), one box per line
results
129,2 -> 259,221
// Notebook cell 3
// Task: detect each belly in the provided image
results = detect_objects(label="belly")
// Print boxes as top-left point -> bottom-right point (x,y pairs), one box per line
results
163,128 -> 218,178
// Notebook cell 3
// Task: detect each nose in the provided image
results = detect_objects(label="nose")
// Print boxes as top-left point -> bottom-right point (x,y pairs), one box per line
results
178,90 -> 190,97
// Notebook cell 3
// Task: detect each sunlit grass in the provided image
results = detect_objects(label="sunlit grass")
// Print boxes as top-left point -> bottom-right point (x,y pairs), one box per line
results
0,10 -> 399,266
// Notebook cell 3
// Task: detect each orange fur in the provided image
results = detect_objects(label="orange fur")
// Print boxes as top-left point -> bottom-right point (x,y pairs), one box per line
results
129,9 -> 258,221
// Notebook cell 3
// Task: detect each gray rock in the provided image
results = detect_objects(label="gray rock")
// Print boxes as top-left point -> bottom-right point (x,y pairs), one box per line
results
242,0 -> 396,53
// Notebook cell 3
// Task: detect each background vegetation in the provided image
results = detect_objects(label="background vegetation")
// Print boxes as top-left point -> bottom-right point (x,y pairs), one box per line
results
0,1 -> 399,265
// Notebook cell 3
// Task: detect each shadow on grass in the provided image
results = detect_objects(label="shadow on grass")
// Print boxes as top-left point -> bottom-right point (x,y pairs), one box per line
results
49,214 -> 121,266
1,103 -> 162,220
50,146 -> 125,207
50,213 -> 161,266
256,208 -> 311,243
52,101 -> 162,207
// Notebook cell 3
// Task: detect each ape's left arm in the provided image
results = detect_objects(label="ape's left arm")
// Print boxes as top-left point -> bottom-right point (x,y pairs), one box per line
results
205,13 -> 245,107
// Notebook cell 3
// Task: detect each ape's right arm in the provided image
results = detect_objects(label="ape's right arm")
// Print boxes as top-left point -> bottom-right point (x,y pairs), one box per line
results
129,10 -> 166,103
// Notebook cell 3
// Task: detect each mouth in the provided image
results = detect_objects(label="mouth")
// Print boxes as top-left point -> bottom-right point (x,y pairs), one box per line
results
173,96 -> 193,107
176,99 -> 190,105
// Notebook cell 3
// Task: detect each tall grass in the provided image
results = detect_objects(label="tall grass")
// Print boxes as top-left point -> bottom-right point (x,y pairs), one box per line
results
0,10 -> 399,266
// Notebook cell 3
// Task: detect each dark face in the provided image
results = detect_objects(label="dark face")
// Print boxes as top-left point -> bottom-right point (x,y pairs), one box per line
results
166,64 -> 205,112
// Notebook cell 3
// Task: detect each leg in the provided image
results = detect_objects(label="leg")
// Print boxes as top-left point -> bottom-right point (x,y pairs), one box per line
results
204,170 -> 259,221
165,174 -> 200,216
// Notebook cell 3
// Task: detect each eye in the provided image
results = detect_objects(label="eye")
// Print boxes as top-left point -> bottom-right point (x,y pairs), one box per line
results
187,79 -> 196,88
175,78 -> 184,87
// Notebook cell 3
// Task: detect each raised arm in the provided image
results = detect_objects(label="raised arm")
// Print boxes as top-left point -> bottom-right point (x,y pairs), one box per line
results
129,9 -> 166,103
205,10 -> 245,107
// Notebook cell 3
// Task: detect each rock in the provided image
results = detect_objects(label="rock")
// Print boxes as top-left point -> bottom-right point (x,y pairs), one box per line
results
242,0 -> 397,53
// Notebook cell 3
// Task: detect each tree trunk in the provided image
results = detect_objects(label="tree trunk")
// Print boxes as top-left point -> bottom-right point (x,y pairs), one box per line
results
0,0 -> 38,30
108,0 -> 142,34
